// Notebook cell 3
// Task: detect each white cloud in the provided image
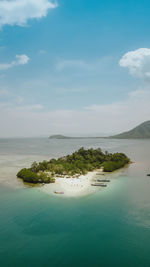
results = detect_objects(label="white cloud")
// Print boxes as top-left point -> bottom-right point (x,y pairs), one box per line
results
16,55 -> 29,65
0,54 -> 29,70
0,0 -> 57,27
119,48 -> 150,79
0,89 -> 149,137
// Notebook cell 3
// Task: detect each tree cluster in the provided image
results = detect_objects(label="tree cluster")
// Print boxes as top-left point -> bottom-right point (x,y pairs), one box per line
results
17,147 -> 130,184
17,168 -> 55,184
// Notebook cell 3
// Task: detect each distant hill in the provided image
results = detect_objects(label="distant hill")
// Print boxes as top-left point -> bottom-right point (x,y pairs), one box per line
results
110,121 -> 150,139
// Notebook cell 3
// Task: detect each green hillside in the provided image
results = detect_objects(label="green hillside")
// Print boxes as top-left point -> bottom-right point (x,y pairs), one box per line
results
111,121 -> 150,139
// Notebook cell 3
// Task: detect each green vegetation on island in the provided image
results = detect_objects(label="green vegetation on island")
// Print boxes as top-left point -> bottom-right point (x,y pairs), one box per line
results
110,121 -> 150,139
17,147 -> 130,184
17,168 -> 55,184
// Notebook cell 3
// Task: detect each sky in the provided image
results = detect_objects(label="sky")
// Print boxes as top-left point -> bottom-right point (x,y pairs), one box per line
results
0,0 -> 150,137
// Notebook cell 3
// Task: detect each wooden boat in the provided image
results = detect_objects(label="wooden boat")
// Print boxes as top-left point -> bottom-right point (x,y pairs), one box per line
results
91,183 -> 107,187
54,191 -> 64,194
96,179 -> 110,182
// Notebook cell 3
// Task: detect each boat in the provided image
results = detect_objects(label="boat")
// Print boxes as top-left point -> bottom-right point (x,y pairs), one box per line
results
147,174 -> 150,176
91,183 -> 107,187
54,191 -> 64,194
96,179 -> 110,182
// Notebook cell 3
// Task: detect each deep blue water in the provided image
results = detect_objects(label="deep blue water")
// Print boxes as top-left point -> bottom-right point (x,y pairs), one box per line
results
0,138 -> 150,266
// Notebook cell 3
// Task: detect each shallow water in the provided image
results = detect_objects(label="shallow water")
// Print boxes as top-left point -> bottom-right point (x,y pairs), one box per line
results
0,138 -> 150,266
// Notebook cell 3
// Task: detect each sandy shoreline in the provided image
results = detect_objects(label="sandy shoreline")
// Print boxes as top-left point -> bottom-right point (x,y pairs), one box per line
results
41,170 -> 104,197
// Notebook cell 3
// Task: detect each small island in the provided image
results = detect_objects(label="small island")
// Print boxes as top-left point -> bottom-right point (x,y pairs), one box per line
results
50,135 -> 72,139
17,147 -> 130,185
49,135 -> 101,139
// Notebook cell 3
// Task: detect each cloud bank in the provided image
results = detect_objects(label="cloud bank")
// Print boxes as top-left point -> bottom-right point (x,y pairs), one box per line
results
0,89 -> 149,137
119,48 -> 150,79
0,54 -> 29,70
0,0 -> 57,27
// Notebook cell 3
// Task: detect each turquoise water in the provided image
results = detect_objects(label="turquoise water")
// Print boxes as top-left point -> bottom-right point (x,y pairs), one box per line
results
0,138 -> 150,266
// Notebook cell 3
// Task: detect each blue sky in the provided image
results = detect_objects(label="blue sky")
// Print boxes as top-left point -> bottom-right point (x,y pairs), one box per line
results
0,0 -> 150,137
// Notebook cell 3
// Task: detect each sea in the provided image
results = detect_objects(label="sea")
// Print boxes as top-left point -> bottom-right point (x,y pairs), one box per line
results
0,137 -> 150,267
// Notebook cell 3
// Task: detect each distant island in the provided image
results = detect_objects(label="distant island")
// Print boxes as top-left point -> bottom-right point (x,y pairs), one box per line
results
50,135 -> 72,139
49,135 -> 102,139
17,147 -> 130,184
110,121 -> 150,139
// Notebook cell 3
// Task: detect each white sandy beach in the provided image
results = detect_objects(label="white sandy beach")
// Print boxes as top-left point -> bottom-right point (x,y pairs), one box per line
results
41,170 -> 103,197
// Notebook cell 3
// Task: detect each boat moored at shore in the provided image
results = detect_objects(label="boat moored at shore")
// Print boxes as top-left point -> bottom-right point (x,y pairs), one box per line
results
95,179 -> 110,182
91,183 -> 107,187
54,191 -> 64,194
